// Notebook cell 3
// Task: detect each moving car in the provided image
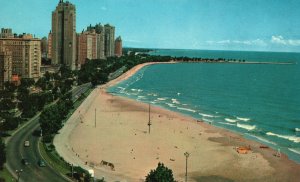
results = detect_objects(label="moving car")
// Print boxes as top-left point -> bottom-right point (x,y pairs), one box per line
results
24,140 -> 30,147
21,158 -> 29,165
38,159 -> 46,167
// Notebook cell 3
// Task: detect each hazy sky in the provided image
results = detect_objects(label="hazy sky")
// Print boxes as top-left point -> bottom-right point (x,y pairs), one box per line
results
1,0 -> 300,52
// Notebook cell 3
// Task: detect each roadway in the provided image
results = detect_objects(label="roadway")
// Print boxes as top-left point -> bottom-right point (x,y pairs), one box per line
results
6,115 -> 67,182
5,83 -> 92,182
71,83 -> 91,102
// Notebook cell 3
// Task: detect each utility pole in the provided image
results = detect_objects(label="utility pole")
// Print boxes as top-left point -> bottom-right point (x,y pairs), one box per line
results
148,103 -> 151,134
184,152 -> 190,182
95,108 -> 96,128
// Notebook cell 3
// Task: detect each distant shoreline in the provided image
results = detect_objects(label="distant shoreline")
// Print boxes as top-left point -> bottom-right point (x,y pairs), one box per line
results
173,60 -> 295,65
124,48 -> 297,65
146,49 -> 299,65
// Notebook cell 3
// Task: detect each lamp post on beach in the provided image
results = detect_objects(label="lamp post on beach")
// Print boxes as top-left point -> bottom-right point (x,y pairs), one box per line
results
148,103 -> 151,134
184,152 -> 190,182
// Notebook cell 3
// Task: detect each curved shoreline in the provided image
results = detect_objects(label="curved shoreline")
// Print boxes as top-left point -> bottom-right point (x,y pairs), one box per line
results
54,62 -> 300,182
103,61 -> 176,89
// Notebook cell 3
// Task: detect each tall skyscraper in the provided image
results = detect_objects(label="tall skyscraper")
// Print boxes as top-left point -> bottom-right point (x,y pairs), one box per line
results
104,24 -> 115,57
94,24 -> 105,60
115,36 -> 122,57
96,33 -> 105,59
0,48 -> 12,90
51,0 -> 76,70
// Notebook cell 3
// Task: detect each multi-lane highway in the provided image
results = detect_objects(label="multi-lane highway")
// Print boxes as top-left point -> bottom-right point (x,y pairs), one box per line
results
6,115 -> 67,182
5,83 -> 91,182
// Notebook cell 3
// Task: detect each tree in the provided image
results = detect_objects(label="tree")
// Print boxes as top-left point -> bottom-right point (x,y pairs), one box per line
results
60,93 -> 73,111
44,71 -> 51,82
2,116 -> 21,130
19,94 -> 39,118
145,163 -> 176,182
0,138 -> 6,170
36,77 -> 48,90
4,81 -> 17,92
39,106 -> 63,135
20,78 -> 35,88
73,166 -> 92,182
0,98 -> 16,111
60,65 -> 72,79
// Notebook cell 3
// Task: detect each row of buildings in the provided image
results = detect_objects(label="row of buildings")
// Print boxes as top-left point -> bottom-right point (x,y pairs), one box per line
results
0,0 -> 123,90
48,0 -> 122,70
47,23 -> 122,67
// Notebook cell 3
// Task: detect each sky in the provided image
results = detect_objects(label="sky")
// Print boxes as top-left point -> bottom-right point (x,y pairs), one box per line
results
0,0 -> 300,52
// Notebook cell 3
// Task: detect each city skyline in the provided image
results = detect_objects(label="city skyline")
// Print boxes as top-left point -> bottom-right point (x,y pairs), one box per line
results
0,0 -> 300,52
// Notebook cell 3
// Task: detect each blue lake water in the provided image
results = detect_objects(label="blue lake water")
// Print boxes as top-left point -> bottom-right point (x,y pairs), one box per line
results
108,49 -> 300,163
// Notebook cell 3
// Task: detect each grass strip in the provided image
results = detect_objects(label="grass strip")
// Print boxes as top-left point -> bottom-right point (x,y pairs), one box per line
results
0,167 -> 15,182
39,141 -> 70,175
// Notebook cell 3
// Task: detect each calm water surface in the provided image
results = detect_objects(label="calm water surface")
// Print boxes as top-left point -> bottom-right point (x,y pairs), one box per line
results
108,49 -> 300,163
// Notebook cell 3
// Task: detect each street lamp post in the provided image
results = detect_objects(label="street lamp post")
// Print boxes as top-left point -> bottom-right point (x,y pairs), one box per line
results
184,152 -> 190,182
70,163 -> 74,178
16,169 -> 23,182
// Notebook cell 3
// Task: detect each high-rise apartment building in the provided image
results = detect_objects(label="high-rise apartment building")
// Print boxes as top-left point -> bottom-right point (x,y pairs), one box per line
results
0,28 -> 13,38
77,23 -> 117,64
0,48 -> 12,90
77,30 -> 97,65
51,0 -> 76,70
115,36 -> 122,57
87,24 -> 105,60
0,34 -> 41,81
104,24 -> 115,57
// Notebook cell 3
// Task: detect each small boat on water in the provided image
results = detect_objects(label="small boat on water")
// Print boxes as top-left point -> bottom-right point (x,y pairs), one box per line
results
295,128 -> 300,132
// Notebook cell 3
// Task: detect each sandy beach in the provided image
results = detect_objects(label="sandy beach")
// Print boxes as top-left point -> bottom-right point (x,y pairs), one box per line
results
54,62 -> 300,182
